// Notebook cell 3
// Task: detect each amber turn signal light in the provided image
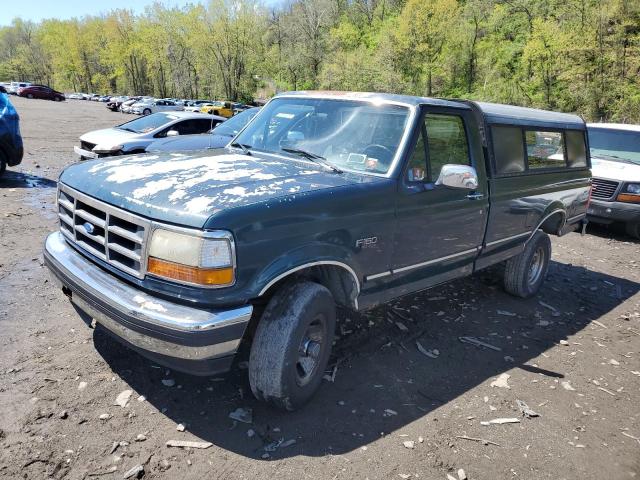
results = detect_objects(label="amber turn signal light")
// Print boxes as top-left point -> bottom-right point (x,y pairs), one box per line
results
616,193 -> 640,204
147,257 -> 234,286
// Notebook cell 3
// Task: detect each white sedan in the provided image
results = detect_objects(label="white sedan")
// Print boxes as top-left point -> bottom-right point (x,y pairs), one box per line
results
132,99 -> 183,115
73,111 -> 225,160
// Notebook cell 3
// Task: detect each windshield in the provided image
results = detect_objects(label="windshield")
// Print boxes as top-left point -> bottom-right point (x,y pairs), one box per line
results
211,108 -> 259,137
233,97 -> 411,175
117,113 -> 175,134
588,127 -> 640,165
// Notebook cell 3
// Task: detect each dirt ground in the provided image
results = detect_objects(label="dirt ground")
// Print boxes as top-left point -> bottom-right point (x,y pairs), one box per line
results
0,96 -> 639,480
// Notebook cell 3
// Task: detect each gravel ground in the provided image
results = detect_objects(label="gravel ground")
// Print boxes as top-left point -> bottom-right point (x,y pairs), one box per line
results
1,97 -> 639,480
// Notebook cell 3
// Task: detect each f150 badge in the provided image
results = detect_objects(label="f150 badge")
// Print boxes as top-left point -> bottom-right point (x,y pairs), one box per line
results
356,237 -> 378,248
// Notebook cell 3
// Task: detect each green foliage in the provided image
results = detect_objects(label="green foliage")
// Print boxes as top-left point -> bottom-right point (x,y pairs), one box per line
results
0,0 -> 638,121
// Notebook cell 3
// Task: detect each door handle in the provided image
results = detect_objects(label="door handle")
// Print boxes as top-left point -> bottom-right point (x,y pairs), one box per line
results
467,192 -> 484,200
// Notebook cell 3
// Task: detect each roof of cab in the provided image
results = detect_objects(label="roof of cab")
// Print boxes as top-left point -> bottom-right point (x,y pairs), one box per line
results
274,91 -> 585,130
275,91 -> 469,110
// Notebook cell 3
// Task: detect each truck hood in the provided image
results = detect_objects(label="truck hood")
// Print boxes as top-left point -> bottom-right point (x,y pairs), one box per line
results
592,157 -> 640,182
146,133 -> 231,152
59,150 -> 368,228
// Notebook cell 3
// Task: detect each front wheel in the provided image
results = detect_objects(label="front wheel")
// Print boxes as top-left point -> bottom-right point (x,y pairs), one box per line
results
26,94 -> 33,99
626,222 -> 640,240
503,230 -> 551,298
249,281 -> 336,411
143,108 -> 151,115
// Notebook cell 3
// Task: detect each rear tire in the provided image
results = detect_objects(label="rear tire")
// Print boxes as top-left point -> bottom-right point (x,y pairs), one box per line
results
249,281 -> 336,411
503,231 -> 551,298
626,222 -> 640,240
26,94 -> 33,99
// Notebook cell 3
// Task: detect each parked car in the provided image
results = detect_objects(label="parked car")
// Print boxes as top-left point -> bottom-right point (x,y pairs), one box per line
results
73,111 -> 218,159
120,97 -> 145,114
146,107 -> 259,153
17,84 -> 65,102
132,99 -> 183,115
200,100 -> 234,117
106,96 -> 128,111
184,100 -> 212,112
586,123 -> 640,238
46,91 -> 591,410
7,81 -> 32,95
0,87 -> 23,177
67,93 -> 85,100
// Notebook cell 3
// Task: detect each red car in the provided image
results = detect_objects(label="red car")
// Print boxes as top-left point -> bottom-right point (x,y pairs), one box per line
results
17,85 -> 65,102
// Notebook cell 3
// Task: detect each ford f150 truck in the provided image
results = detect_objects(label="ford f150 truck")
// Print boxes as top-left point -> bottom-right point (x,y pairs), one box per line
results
44,92 -> 591,410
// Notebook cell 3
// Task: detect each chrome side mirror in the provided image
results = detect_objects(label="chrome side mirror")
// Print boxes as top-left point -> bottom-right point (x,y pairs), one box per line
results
166,130 -> 179,137
435,164 -> 479,190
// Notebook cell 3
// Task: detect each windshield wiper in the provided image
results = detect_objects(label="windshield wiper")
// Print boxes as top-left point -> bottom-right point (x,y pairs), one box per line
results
230,142 -> 252,156
281,147 -> 343,174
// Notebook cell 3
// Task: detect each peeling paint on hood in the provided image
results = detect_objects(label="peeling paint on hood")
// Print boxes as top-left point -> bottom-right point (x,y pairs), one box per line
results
59,150 -> 372,228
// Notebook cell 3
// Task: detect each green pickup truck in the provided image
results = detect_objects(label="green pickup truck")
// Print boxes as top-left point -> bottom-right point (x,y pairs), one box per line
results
44,91 -> 591,410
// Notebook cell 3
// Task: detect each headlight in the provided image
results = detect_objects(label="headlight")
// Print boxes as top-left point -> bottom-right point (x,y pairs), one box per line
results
625,183 -> 640,194
147,228 -> 235,287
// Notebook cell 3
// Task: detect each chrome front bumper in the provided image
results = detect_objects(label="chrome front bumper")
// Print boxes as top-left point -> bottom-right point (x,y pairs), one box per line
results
73,145 -> 97,159
44,231 -> 253,375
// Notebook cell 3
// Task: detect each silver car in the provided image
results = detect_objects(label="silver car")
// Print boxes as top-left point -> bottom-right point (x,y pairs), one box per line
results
73,111 -> 224,160
132,99 -> 183,115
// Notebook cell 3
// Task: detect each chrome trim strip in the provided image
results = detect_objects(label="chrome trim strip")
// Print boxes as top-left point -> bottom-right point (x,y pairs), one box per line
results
45,231 -> 252,334
258,261 -> 361,297
485,231 -> 530,247
566,213 -> 586,223
392,247 -> 479,274
365,271 -> 392,281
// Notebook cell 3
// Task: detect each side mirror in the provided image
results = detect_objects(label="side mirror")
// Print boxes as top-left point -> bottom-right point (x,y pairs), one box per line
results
166,130 -> 179,137
435,164 -> 479,190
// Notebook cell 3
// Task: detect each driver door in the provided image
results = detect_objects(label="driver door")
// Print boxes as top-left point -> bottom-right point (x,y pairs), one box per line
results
391,106 -> 488,290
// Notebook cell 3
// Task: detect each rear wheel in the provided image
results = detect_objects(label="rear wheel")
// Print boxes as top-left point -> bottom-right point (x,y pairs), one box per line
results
26,93 -> 33,99
626,222 -> 640,240
503,231 -> 551,298
249,281 -> 336,411
54,96 -> 62,102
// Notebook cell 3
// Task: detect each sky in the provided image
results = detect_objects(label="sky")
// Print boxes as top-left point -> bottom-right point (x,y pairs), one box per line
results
0,0 -> 284,26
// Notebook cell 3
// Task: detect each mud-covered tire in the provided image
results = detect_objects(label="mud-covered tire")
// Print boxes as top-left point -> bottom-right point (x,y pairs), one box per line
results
503,231 -> 551,298
625,222 -> 640,240
249,281 -> 336,411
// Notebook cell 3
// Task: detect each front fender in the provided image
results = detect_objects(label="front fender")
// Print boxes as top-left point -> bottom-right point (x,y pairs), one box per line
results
250,243 -> 362,298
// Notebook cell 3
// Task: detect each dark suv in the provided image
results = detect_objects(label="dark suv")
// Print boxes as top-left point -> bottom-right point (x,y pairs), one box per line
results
44,91 -> 591,410
18,85 -> 65,102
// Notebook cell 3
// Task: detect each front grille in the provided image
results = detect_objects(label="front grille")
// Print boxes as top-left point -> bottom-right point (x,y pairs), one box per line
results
80,140 -> 96,151
58,185 -> 150,278
591,178 -> 620,200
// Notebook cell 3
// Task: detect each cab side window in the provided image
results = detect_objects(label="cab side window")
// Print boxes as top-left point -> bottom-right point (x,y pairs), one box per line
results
407,113 -> 470,183
425,114 -> 470,181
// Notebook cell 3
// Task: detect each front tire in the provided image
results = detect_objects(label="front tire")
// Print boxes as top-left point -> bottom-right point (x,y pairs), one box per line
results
626,222 -> 640,240
143,108 -> 151,115
503,231 -> 551,298
26,94 -> 33,99
249,281 -> 336,411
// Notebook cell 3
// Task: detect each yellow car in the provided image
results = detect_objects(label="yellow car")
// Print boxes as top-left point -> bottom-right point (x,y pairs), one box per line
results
200,101 -> 234,118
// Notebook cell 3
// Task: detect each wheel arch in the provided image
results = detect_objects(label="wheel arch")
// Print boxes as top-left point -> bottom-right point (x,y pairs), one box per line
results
528,206 -> 566,242
256,259 -> 361,311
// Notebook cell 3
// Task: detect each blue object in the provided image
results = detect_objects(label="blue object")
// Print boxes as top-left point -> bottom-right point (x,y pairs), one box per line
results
0,90 -> 23,174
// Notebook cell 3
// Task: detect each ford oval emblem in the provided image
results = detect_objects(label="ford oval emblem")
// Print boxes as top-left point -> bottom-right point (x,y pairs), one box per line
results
83,222 -> 95,235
